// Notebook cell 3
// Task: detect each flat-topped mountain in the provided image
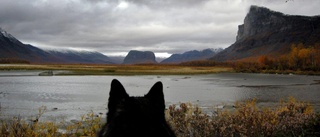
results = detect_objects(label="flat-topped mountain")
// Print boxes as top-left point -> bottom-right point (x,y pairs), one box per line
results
212,5 -> 320,61
123,50 -> 157,64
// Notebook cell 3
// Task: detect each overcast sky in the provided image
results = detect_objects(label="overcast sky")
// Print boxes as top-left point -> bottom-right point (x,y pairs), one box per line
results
0,0 -> 319,57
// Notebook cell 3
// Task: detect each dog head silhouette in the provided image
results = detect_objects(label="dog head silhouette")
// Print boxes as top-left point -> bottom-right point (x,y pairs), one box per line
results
98,79 -> 175,137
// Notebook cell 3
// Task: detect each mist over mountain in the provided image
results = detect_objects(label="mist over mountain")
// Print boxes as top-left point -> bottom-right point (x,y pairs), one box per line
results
0,28 -> 114,64
0,27 -> 62,63
212,5 -> 320,61
161,48 -> 223,64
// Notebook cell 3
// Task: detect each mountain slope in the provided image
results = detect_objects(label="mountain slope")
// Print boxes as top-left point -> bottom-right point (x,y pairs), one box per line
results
161,48 -> 222,64
211,5 -> 320,62
46,50 -> 114,64
0,28 -> 113,64
0,28 -> 61,63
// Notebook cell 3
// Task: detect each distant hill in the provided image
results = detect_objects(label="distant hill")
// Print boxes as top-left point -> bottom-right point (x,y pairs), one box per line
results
161,48 -> 223,64
108,56 -> 125,64
123,50 -> 157,64
211,5 -> 320,62
46,49 -> 114,64
0,27 -> 114,64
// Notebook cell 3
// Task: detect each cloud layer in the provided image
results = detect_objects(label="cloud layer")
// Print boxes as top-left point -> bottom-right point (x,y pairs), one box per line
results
1,0 -> 319,57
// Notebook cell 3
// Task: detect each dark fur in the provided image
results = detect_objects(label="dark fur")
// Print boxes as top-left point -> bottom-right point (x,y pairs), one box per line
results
98,79 -> 176,137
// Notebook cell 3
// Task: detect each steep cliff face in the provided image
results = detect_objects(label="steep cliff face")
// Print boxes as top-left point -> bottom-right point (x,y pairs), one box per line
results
236,6 -> 287,41
123,50 -> 157,64
212,5 -> 320,61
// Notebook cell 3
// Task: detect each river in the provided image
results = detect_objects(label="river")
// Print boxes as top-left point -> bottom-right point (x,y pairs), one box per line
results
0,71 -> 319,122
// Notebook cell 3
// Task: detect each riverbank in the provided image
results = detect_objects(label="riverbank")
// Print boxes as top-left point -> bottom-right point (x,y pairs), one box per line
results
2,63 -> 320,76
0,64 -> 234,75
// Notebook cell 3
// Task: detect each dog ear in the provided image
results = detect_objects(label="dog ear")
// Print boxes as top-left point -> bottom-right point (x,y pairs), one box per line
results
145,81 -> 165,111
108,79 -> 129,110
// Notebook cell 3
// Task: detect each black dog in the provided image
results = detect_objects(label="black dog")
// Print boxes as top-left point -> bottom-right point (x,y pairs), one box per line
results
98,79 -> 176,137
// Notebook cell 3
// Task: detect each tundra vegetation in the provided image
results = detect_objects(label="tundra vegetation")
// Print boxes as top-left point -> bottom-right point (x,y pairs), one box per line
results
1,97 -> 319,137
233,43 -> 320,75
0,64 -> 233,75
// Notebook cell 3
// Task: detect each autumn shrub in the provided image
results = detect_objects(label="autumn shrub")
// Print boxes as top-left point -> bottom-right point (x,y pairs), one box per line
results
0,107 -> 102,137
165,103 -> 212,137
166,97 -> 320,137
1,97 -> 319,137
232,62 -> 261,73
179,60 -> 218,67
0,58 -> 30,64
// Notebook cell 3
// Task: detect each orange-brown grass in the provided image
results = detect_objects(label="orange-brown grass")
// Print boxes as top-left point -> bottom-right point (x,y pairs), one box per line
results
1,97 -> 319,137
0,110 -> 102,137
167,97 -> 319,137
0,64 -> 233,75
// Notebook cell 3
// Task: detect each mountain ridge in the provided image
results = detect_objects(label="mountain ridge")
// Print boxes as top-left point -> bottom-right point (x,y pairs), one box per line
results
211,5 -> 320,62
0,28 -> 114,64
0,27 -> 62,63
161,48 -> 223,64
45,49 -> 114,64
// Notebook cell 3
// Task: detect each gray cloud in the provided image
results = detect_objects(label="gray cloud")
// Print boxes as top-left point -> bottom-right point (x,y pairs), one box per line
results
0,0 -> 319,57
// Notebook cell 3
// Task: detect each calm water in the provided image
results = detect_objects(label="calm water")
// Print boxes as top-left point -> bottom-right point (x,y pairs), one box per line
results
0,71 -> 320,122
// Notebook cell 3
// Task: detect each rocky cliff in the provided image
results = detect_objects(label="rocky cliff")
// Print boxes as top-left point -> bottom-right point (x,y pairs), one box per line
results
123,50 -> 157,64
212,5 -> 320,61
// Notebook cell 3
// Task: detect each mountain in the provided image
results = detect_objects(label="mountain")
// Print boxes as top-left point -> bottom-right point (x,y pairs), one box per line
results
108,56 -> 125,64
161,48 -> 223,64
0,27 -> 114,64
211,5 -> 320,62
46,49 -> 114,64
123,50 -> 157,64
0,28 -> 62,63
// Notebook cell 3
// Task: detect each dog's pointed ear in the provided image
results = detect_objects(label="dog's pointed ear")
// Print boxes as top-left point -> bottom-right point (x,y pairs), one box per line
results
145,81 -> 165,111
108,79 -> 129,109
